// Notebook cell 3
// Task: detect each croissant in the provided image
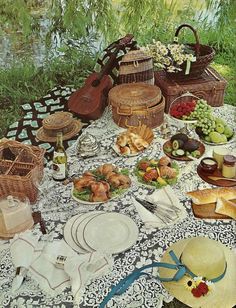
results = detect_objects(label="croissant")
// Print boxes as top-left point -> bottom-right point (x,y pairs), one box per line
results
116,133 -> 128,147
131,137 -> 146,151
159,166 -> 176,179
120,146 -> 131,155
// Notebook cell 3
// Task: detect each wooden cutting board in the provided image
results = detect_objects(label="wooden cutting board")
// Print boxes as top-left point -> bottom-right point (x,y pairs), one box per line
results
191,199 -> 236,219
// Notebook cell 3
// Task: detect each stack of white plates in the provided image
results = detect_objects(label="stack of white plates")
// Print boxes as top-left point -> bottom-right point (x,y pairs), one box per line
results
63,211 -> 139,254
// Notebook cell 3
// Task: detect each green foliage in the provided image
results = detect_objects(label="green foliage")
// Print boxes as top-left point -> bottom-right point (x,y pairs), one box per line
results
0,0 -> 235,139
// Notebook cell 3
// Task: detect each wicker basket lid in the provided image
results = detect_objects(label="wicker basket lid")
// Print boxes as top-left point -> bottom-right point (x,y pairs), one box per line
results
36,112 -> 82,142
109,83 -> 162,109
120,50 -> 152,63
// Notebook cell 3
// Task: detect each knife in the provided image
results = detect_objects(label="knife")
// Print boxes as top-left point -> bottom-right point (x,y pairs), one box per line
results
135,197 -> 173,223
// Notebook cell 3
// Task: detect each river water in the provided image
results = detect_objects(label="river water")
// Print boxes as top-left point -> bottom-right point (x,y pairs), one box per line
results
0,0 -> 219,68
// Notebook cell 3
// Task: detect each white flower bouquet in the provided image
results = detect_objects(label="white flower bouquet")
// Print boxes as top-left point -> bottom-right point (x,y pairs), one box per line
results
143,40 -> 196,74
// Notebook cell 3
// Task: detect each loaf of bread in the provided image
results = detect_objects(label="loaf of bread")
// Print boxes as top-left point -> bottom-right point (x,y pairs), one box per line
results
186,187 -> 236,205
215,197 -> 236,219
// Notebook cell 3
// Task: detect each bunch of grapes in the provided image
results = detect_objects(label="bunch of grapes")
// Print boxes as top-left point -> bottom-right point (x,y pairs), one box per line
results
182,99 -> 212,121
195,114 -> 216,135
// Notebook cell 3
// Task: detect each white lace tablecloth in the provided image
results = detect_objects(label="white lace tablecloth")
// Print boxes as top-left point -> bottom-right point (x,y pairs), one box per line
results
0,105 -> 236,308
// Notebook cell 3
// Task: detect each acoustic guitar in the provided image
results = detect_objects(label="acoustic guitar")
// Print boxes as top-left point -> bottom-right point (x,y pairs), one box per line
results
68,34 -> 134,120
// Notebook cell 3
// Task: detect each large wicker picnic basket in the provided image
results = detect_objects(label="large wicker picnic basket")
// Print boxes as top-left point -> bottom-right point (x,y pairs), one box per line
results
0,140 -> 45,203
109,83 -> 165,128
167,24 -> 215,80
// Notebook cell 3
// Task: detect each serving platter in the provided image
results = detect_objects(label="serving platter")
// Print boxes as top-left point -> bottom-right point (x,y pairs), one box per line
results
197,165 -> 236,187
163,139 -> 205,161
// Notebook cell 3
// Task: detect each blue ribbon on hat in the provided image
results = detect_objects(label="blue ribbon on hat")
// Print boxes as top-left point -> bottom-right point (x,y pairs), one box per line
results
100,250 -> 226,308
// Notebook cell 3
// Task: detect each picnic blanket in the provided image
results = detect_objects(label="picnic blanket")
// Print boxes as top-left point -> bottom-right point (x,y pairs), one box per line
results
5,86 -> 90,160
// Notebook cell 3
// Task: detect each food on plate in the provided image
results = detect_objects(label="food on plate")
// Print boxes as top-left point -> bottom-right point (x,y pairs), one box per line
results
215,197 -> 236,219
72,163 -> 131,202
163,133 -> 203,159
195,113 -> 234,144
114,124 -> 154,155
169,99 -> 197,119
170,98 -> 234,144
134,156 -> 179,188
186,187 -> 236,205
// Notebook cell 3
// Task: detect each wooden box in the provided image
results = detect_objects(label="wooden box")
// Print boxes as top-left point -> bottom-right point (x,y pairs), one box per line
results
154,67 -> 227,113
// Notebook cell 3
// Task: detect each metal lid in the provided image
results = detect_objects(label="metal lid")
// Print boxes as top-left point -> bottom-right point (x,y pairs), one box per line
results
77,133 -> 100,157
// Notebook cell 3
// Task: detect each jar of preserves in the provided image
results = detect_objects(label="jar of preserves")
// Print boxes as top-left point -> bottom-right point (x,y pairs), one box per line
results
222,155 -> 236,178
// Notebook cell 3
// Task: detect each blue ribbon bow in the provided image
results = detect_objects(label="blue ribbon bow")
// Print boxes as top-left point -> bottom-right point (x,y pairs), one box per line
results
100,250 -> 226,308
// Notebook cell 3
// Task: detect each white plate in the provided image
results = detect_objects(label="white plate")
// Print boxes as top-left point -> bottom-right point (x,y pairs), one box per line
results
75,211 -> 105,252
83,213 -> 139,254
63,213 -> 89,254
71,186 -> 129,205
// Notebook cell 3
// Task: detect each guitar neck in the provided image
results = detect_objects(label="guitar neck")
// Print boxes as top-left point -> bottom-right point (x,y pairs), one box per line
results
96,49 -> 120,82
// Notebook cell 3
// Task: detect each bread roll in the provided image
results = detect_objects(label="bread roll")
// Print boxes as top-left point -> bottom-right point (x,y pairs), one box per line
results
215,197 -> 236,219
120,146 -> 131,155
186,187 -> 236,205
116,134 -> 127,147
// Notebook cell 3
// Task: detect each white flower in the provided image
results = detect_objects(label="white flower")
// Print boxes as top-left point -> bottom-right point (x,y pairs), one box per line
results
193,276 -> 203,284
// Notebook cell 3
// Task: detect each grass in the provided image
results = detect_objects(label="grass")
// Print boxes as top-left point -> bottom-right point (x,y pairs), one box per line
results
0,54 -> 95,138
0,51 -> 235,139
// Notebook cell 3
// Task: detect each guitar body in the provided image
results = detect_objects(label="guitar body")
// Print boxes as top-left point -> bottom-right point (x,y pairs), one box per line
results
68,72 -> 113,120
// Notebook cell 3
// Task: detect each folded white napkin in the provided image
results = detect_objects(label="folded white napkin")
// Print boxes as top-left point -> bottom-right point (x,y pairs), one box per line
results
134,186 -> 187,229
29,240 -> 76,295
64,251 -> 113,305
9,230 -> 113,300
10,231 -> 42,292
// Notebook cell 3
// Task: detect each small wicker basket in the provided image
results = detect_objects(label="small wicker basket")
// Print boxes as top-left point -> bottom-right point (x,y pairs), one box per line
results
118,50 -> 154,85
0,140 -> 45,203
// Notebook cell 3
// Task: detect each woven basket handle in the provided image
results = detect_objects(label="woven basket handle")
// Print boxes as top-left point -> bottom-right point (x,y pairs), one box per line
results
174,24 -> 200,57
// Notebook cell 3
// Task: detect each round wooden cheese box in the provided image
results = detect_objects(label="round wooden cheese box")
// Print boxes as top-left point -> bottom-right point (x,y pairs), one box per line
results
109,82 -> 165,128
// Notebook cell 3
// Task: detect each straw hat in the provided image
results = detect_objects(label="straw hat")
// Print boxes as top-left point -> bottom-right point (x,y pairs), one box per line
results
36,112 -> 82,142
159,237 -> 236,308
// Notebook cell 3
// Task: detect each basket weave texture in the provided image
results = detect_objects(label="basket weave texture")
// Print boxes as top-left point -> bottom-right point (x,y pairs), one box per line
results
118,50 -> 154,85
167,24 -> 215,80
0,140 -> 45,203
109,83 -> 165,128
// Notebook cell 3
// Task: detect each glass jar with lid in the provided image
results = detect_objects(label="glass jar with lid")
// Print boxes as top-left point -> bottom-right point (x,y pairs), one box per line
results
222,155 -> 236,178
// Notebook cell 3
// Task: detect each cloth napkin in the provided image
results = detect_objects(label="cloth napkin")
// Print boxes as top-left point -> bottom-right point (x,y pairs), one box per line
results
10,231 -> 113,300
10,230 -> 43,292
64,251 -> 113,305
134,185 -> 187,229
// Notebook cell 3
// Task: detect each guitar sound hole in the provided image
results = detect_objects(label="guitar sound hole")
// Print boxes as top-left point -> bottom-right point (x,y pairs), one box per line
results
92,79 -> 100,87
